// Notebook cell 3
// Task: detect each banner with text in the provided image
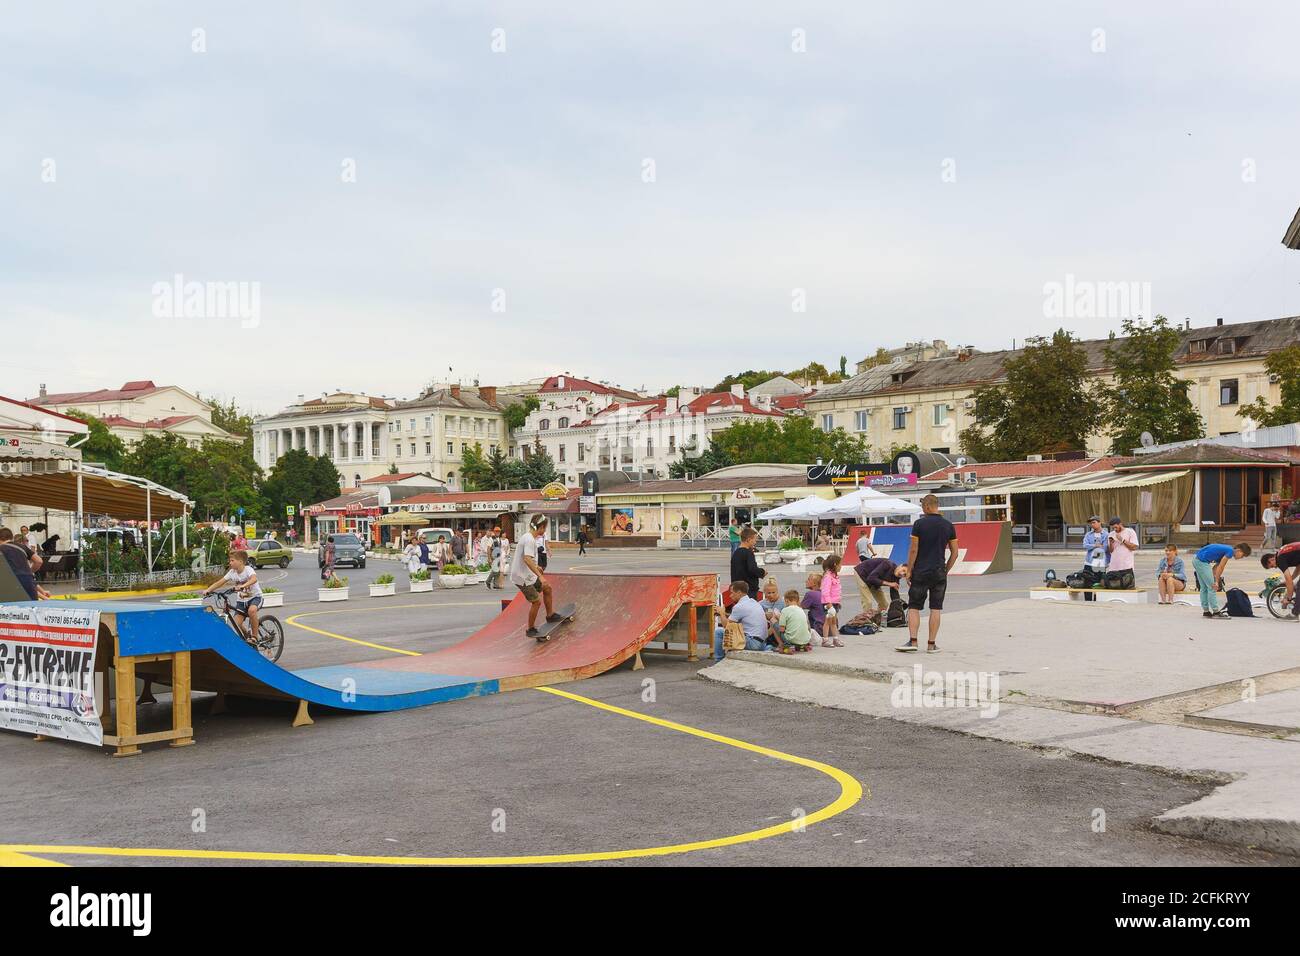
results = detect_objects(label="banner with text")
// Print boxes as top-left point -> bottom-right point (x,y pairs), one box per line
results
0,604 -> 102,745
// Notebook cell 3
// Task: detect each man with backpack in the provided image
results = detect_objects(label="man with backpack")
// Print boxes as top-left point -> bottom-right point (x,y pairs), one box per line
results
1192,541 -> 1252,618
1260,542 -> 1300,619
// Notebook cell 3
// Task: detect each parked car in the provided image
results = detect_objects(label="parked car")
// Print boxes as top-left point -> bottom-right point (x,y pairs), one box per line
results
247,538 -> 293,569
319,533 -> 366,569
415,527 -> 457,548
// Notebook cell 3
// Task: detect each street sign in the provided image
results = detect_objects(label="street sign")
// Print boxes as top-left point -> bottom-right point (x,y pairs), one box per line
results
244,522 -> 256,539
286,505 -> 296,516
237,506 -> 245,517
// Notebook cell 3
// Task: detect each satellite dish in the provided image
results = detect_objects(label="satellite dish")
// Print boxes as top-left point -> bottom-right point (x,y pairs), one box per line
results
1140,432 -> 1154,448
955,456 -> 968,467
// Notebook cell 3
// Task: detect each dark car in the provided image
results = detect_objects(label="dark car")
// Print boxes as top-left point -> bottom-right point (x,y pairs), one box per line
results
319,533 -> 366,569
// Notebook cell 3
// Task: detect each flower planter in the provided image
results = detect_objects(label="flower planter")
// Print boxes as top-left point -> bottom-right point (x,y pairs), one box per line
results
780,550 -> 805,563
318,587 -> 350,602
440,575 -> 467,589
261,592 -> 284,608
162,597 -> 205,607
762,551 -> 783,565
369,583 -> 396,598
468,573 -> 488,585
409,579 -> 434,593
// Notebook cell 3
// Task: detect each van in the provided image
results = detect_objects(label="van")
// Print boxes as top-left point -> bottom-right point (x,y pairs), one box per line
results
416,527 -> 457,547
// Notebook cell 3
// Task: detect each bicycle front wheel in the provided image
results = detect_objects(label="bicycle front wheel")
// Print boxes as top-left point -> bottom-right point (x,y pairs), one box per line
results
255,615 -> 285,663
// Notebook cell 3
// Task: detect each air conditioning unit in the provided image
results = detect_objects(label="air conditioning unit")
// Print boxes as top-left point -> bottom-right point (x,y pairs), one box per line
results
900,405 -> 912,413
963,400 -> 976,410
1026,454 -> 1043,462
1270,374 -> 1281,384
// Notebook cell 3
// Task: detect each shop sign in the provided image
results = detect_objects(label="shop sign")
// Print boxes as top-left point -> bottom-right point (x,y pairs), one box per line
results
472,501 -> 508,512
579,495 -> 596,514
726,488 -> 757,506
540,481 -> 568,500
807,461 -> 919,487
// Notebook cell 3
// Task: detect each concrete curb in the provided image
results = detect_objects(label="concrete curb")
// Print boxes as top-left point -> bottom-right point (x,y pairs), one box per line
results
699,659 -> 1300,856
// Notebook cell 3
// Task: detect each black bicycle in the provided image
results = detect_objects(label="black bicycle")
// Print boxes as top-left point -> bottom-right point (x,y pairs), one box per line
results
1262,577 -> 1298,621
206,589 -> 285,663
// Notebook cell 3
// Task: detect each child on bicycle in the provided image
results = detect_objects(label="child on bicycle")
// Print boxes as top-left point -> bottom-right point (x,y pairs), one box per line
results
203,549 -> 264,640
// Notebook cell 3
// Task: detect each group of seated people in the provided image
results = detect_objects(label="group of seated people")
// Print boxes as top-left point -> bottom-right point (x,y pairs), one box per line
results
0,527 -> 52,600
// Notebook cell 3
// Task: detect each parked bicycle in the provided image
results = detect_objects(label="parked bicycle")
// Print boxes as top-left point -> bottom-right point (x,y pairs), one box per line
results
205,588 -> 285,662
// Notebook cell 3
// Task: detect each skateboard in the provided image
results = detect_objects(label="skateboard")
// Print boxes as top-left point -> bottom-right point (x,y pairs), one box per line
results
530,603 -> 576,642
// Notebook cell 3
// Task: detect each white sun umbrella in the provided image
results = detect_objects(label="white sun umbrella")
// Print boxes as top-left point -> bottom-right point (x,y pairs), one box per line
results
822,487 -> 922,522
757,494 -> 836,521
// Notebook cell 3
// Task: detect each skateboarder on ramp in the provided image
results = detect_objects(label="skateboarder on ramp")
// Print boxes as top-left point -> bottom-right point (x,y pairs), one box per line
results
510,515 -> 568,641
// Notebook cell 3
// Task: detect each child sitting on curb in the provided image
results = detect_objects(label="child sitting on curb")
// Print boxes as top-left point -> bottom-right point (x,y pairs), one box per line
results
778,589 -> 813,653
800,571 -> 826,643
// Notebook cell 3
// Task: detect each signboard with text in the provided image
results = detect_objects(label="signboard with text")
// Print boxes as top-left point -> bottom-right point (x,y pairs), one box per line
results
0,605 -> 102,745
807,462 -> 918,487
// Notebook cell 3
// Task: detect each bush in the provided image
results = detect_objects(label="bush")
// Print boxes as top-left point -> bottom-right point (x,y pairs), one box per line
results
410,569 -> 431,581
374,573 -> 395,585
780,537 -> 806,551
475,562 -> 491,573
263,587 -> 281,594
162,591 -> 204,601
440,564 -> 469,576
323,576 -> 349,589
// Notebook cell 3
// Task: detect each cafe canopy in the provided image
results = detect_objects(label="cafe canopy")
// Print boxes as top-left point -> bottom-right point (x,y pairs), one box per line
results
0,461 -> 191,520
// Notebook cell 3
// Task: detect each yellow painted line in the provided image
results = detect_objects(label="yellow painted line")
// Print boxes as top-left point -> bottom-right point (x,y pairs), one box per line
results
51,582 -> 202,601
0,848 -> 67,867
285,601 -> 498,656
1,687 -> 865,866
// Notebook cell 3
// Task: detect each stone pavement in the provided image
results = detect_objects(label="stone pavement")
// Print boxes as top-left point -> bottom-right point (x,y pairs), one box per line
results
701,597 -> 1300,855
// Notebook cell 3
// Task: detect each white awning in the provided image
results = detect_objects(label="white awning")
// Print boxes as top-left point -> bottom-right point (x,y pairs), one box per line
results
980,469 -> 1190,495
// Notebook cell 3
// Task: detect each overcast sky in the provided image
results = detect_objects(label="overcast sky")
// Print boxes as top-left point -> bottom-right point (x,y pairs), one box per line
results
4,2 -> 1299,415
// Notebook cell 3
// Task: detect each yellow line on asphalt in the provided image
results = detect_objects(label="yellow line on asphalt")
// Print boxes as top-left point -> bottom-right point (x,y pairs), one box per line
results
284,601 -> 498,656
0,848 -> 67,867
1,690 -> 864,866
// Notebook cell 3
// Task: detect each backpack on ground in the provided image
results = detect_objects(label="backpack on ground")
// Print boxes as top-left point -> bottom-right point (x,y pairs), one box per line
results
1104,569 -> 1135,590
1064,572 -> 1089,589
1225,588 -> 1254,617
885,598 -> 908,627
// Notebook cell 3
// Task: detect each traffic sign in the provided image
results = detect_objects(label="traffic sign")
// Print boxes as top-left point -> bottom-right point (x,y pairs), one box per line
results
286,505 -> 296,516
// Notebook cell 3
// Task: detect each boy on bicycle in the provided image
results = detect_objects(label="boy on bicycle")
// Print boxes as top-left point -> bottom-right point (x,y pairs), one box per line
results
203,549 -> 264,640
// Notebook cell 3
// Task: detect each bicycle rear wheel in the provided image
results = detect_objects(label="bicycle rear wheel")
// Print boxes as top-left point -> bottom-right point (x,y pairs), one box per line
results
254,615 -> 285,663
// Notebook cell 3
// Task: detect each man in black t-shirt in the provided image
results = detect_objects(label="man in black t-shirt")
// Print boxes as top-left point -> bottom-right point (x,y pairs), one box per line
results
897,495 -> 958,653
1261,543 -> 1300,619
729,526 -> 765,599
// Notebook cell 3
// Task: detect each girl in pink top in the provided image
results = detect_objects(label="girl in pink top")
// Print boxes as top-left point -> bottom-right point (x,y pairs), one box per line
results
819,555 -> 844,646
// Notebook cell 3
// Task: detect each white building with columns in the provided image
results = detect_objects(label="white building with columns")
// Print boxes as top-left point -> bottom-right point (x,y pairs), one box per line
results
253,385 -> 508,490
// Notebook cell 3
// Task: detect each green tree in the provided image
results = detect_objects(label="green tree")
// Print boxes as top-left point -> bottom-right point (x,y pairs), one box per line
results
1240,344 -> 1300,428
459,443 -> 494,491
669,442 -> 733,478
712,369 -> 784,393
958,329 -> 1100,460
504,395 -> 540,430
521,440 -> 559,487
858,347 -> 892,371
1101,316 -> 1203,453
66,410 -> 126,471
199,395 -> 255,437
672,416 -> 871,476
185,437 -> 264,521
262,449 -> 341,522
123,432 -> 197,496
839,355 -> 848,377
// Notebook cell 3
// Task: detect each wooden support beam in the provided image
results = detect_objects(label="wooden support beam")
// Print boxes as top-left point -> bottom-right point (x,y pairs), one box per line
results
170,651 -> 195,747
112,654 -> 141,757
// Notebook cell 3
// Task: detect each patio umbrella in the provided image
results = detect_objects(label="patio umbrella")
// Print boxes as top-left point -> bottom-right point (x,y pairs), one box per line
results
375,510 -> 428,526
821,487 -> 922,522
757,495 -> 837,521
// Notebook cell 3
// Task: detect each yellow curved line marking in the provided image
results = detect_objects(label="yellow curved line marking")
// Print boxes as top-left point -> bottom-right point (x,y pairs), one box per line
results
284,601 -> 498,656
2,687 -> 865,866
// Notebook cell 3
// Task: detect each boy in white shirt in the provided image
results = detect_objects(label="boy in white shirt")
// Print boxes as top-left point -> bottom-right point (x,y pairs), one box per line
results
510,515 -> 563,639
203,549 -> 264,641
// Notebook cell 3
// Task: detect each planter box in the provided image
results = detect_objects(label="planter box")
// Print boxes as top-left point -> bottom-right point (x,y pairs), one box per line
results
261,592 -> 284,608
468,573 -> 488,585
369,583 -> 397,597
162,597 -> 205,607
440,575 -> 467,589
762,552 -> 783,565
318,587 -> 350,602
780,551 -> 805,563
409,579 -> 434,593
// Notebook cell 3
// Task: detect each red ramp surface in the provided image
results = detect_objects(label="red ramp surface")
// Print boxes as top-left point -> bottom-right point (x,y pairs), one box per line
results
355,572 -> 717,693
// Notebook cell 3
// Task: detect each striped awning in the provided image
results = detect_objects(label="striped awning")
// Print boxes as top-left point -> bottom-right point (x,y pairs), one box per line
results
980,469 -> 1190,495
0,465 -> 192,519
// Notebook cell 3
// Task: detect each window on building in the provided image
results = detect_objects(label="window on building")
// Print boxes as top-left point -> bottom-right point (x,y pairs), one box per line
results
540,419 -> 550,430
892,407 -> 907,430
559,417 -> 569,429
821,414 -> 834,433
933,404 -> 949,426
647,437 -> 654,455
408,418 -> 415,431
425,442 -> 431,455
489,444 -> 497,455
668,435 -> 675,453
446,442 -> 453,455
559,445 -> 566,462
1189,339 -> 1209,354
1217,338 -> 1237,356
1220,379 -> 1239,405
854,410 -> 869,432
461,443 -> 468,454
577,444 -> 585,462
424,416 -> 431,431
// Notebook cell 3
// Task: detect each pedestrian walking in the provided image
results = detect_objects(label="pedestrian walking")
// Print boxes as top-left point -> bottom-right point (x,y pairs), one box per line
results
577,526 -> 589,556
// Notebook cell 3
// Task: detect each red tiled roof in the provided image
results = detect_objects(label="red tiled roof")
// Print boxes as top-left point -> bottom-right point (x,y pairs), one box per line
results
29,381 -> 165,405
361,472 -> 420,483
921,457 -> 1122,481
772,391 -> 812,410
0,395 -> 87,425
539,375 -> 641,399
97,414 -> 202,430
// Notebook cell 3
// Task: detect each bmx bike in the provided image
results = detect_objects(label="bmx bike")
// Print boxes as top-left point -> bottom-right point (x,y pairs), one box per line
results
1261,577 -> 1299,622
205,589 -> 285,663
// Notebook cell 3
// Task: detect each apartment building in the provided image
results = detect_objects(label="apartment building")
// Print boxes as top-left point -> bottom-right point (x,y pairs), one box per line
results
806,316 -> 1300,457
513,375 -> 784,485
27,380 -> 239,448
